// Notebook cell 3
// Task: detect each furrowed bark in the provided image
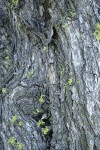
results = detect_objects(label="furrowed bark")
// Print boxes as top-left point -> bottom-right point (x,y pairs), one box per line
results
0,0 -> 100,150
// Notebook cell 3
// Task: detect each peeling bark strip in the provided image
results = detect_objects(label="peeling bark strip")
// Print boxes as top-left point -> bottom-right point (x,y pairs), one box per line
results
0,0 -> 100,150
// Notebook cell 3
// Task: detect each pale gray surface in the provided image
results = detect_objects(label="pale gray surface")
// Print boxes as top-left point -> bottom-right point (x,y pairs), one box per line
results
0,0 -> 100,150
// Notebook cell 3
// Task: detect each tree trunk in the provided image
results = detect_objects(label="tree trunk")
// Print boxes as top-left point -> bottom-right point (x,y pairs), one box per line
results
0,0 -> 100,150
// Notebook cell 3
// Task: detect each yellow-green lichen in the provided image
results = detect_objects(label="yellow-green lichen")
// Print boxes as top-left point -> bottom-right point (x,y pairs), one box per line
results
18,121 -> 24,127
17,142 -> 24,150
62,23 -> 68,29
10,0 -> 19,9
2,88 -> 7,94
8,137 -> 16,146
37,120 -> 45,127
39,94 -> 45,103
68,77 -> 73,86
93,23 -> 100,41
10,115 -> 18,124
42,126 -> 50,135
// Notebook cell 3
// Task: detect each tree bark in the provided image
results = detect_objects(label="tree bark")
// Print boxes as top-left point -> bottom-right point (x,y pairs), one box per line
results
0,0 -> 100,150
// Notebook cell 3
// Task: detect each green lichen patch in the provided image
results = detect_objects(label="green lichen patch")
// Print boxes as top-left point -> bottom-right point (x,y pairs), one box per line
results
8,0 -> 19,9
17,142 -> 24,150
26,69 -> 35,78
68,77 -> 73,86
39,94 -> 45,103
93,23 -> 100,41
37,120 -> 45,127
2,88 -> 7,94
42,46 -> 48,52
62,23 -> 68,30
8,137 -> 16,146
18,121 -> 24,127
8,137 -> 24,149
10,115 -> 18,124
42,126 -> 50,135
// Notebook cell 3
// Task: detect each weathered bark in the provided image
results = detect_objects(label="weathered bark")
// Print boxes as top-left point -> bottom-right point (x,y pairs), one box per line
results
0,0 -> 100,150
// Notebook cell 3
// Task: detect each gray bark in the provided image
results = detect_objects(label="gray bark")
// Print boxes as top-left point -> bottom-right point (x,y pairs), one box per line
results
0,0 -> 100,150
